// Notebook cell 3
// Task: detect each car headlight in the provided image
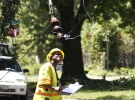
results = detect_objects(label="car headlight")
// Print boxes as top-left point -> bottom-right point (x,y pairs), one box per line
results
16,79 -> 27,83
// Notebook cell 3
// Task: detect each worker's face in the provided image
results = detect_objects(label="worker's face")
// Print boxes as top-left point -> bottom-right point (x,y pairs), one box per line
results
51,52 -> 62,62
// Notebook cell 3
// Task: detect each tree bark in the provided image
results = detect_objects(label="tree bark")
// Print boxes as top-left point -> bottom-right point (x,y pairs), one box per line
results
53,0 -> 91,83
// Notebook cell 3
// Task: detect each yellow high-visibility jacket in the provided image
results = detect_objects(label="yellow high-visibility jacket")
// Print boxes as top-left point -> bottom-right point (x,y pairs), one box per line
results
33,62 -> 62,100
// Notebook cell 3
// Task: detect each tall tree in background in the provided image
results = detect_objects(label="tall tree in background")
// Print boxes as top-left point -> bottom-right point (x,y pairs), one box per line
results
52,0 -> 91,81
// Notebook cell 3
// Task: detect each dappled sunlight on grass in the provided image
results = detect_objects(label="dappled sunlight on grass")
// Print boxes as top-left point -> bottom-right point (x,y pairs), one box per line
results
85,67 -> 135,77
62,90 -> 135,100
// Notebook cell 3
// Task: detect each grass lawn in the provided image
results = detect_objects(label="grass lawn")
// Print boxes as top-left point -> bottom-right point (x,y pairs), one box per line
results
26,68 -> 135,100
62,90 -> 135,100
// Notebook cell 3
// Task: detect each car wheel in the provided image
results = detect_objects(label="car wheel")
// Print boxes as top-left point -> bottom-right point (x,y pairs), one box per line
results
20,94 -> 27,100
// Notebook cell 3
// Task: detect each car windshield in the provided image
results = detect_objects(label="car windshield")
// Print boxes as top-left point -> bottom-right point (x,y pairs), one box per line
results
0,59 -> 22,72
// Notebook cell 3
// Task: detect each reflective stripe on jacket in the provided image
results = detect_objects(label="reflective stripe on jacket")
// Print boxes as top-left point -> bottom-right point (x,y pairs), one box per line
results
33,62 -> 62,100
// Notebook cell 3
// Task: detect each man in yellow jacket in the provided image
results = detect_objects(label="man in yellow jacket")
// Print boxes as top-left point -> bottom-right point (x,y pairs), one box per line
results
33,48 -> 65,100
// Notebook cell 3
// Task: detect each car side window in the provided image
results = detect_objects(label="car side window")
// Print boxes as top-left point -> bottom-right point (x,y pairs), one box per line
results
8,61 -> 22,72
13,63 -> 22,72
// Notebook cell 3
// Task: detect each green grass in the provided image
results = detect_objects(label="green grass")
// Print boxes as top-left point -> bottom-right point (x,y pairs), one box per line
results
62,90 -> 135,100
27,68 -> 135,100
85,67 -> 135,77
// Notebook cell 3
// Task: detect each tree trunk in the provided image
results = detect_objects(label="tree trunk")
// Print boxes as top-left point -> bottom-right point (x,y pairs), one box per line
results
53,0 -> 91,83
60,16 -> 88,83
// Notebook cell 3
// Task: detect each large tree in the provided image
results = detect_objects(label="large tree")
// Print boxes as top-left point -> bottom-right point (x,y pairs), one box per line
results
52,0 -> 91,81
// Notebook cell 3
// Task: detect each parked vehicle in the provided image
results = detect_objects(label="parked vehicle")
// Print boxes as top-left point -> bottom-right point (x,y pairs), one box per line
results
0,56 -> 29,100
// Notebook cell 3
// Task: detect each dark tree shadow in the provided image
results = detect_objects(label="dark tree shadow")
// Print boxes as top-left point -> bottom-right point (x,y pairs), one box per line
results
79,76 -> 135,91
95,95 -> 135,100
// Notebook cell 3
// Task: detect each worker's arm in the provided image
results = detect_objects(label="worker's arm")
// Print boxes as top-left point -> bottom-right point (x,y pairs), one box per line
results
39,84 -> 63,92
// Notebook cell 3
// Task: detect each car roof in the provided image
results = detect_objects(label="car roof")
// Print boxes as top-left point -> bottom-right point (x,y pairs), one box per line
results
0,42 -> 9,46
0,56 -> 12,60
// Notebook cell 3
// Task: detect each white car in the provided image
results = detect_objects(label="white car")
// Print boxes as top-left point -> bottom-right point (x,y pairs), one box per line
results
0,56 -> 29,100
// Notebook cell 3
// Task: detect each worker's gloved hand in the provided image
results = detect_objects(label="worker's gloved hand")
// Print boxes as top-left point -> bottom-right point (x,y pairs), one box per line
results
53,87 -> 63,92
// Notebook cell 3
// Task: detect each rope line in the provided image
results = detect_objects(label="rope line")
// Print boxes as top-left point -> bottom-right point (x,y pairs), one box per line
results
65,0 -> 94,40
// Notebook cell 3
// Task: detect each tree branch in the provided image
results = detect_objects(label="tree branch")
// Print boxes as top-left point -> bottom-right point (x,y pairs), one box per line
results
75,0 -> 91,25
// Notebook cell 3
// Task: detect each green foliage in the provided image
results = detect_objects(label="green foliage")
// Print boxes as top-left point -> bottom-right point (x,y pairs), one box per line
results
78,77 -> 135,91
27,81 -> 37,90
1,0 -> 135,76
0,0 -> 20,39
81,9 -> 135,69
12,44 -> 19,60
23,63 -> 42,75
2,0 -> 62,64
18,54 -> 35,66
14,0 -> 63,63
86,66 -> 135,77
